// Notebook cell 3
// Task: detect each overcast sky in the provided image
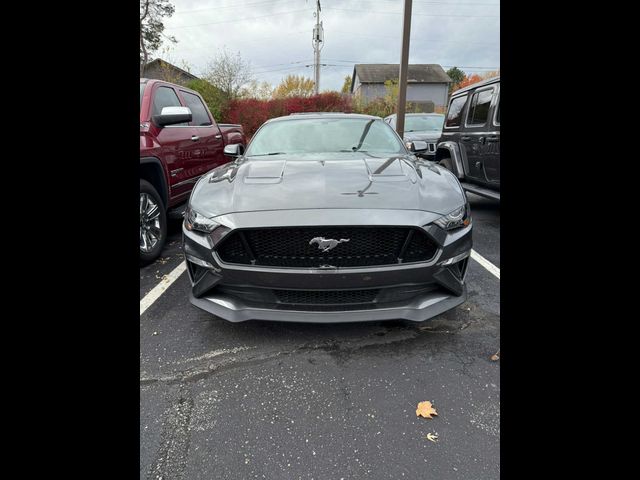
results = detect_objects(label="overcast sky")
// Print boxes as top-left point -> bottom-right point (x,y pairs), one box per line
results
159,0 -> 500,91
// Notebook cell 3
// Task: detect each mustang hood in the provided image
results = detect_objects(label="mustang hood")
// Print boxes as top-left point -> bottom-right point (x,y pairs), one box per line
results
190,152 -> 465,218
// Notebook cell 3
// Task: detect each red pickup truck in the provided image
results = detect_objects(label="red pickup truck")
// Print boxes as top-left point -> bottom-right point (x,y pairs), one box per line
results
140,79 -> 246,263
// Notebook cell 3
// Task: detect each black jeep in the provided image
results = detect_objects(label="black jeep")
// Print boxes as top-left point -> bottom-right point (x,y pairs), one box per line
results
436,76 -> 500,200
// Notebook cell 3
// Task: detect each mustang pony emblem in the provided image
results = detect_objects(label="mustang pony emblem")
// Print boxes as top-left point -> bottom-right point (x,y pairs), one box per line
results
309,237 -> 350,252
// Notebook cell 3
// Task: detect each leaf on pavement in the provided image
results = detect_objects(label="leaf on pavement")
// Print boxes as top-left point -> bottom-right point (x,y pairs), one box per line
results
416,401 -> 438,419
425,432 -> 438,442
490,349 -> 500,361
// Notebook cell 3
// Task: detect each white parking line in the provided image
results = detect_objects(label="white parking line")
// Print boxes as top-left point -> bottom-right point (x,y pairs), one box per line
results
471,249 -> 500,280
140,261 -> 187,316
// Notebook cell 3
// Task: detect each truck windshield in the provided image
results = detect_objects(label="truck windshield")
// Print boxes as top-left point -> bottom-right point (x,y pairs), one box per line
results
245,118 -> 406,157
405,115 -> 444,132
140,83 -> 145,110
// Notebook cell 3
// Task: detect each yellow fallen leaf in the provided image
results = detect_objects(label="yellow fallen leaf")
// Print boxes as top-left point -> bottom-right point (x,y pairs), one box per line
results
490,349 -> 500,361
426,432 -> 438,442
416,401 -> 438,419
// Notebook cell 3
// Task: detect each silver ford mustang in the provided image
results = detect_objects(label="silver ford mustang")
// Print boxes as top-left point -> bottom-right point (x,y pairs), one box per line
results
182,113 -> 472,323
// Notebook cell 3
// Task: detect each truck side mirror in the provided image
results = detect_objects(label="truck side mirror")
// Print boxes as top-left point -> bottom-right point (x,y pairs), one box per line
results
151,106 -> 192,127
223,144 -> 242,158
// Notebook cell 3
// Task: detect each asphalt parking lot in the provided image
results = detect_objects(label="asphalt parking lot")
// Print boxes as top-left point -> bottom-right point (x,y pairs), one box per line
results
140,193 -> 500,479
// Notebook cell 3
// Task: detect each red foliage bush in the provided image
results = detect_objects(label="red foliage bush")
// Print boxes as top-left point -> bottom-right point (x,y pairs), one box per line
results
224,93 -> 353,138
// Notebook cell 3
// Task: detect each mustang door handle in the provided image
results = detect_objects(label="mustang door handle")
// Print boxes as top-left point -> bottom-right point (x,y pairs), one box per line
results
214,134 -> 223,139
191,135 -> 200,141
486,136 -> 499,142
461,136 -> 471,141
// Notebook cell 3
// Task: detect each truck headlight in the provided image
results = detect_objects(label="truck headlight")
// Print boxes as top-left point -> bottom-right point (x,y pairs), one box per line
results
433,202 -> 471,231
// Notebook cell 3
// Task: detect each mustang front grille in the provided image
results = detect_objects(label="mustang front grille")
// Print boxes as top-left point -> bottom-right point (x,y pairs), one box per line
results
216,226 -> 438,268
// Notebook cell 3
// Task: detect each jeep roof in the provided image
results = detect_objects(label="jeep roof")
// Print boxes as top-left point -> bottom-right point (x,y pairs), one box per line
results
451,75 -> 500,97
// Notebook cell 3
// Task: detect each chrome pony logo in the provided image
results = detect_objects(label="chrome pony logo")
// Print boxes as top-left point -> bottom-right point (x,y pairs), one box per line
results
309,237 -> 350,252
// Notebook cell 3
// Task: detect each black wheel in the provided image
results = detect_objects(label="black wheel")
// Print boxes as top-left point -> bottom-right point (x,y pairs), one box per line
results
140,179 -> 167,265
439,157 -> 453,171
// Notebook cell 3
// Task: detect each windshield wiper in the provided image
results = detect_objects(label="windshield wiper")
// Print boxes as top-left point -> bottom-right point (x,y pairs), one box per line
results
352,120 -> 375,152
338,149 -> 369,153
249,152 -> 286,156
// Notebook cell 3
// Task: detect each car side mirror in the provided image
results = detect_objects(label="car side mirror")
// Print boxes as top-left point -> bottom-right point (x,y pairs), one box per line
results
151,106 -> 192,127
224,143 -> 242,158
408,140 -> 428,152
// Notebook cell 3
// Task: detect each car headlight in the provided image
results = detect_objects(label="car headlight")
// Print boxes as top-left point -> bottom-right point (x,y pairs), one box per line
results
184,207 -> 218,233
433,202 -> 471,230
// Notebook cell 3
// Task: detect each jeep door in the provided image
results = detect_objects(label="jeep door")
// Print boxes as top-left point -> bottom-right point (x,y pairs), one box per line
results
483,86 -> 500,185
462,85 -> 498,184
441,94 -> 470,175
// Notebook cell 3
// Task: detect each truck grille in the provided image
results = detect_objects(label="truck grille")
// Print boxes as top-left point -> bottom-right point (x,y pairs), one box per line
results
216,226 -> 438,268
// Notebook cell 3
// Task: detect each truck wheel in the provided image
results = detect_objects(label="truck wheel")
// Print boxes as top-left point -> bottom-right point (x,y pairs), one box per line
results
440,157 -> 453,171
140,179 -> 167,265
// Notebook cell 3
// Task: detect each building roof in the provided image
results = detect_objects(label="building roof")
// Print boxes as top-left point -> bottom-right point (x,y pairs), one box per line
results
351,64 -> 451,92
142,58 -> 198,81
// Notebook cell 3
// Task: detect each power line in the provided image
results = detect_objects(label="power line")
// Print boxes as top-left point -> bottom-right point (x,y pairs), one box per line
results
322,58 -> 499,70
173,0 -> 299,15
323,7 -> 499,17
328,30 -> 498,45
165,8 -> 310,29
167,31 -> 308,54
351,0 -> 500,5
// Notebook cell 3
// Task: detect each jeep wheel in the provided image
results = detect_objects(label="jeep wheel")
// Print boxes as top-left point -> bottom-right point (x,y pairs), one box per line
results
140,179 -> 167,265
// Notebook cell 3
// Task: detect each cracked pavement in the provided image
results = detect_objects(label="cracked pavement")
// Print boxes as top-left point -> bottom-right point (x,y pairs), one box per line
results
140,193 -> 500,479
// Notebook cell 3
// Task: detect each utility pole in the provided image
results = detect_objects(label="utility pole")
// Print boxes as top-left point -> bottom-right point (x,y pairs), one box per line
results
312,0 -> 324,95
396,0 -> 413,139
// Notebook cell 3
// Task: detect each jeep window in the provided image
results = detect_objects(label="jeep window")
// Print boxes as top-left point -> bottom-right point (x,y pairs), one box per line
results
140,83 -> 145,110
494,98 -> 500,125
466,88 -> 494,126
181,91 -> 212,126
445,95 -> 467,128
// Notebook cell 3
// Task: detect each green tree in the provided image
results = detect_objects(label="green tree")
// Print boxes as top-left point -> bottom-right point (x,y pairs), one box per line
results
186,79 -> 227,121
341,75 -> 352,94
273,75 -> 315,98
446,67 -> 465,93
140,0 -> 177,76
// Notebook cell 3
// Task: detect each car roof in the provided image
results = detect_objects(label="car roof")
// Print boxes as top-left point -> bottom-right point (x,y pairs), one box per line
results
267,112 -> 382,123
451,75 -> 500,97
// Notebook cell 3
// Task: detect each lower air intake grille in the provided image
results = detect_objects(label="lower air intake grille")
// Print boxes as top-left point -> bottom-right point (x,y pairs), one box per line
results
273,289 -> 379,305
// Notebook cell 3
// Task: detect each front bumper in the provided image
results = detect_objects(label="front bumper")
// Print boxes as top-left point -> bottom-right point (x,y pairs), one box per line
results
182,209 -> 472,323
